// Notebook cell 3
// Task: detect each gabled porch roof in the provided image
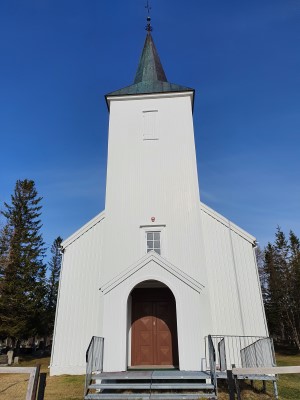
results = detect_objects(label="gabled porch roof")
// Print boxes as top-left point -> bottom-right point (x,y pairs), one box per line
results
100,251 -> 204,295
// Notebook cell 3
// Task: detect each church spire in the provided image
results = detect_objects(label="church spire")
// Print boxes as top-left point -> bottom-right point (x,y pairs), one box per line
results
134,3 -> 167,84
106,4 -> 193,98
134,32 -> 168,84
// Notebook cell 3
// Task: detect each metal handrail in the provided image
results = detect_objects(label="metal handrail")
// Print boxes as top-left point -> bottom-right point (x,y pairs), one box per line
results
205,334 -> 276,371
85,336 -> 104,395
240,337 -> 276,368
207,335 -> 217,393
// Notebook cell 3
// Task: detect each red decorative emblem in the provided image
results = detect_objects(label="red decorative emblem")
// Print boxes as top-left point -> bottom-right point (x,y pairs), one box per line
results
151,217 -> 155,222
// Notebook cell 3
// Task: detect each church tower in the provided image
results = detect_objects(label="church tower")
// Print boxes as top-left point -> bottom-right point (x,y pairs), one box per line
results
100,19 -> 213,370
99,18 -> 213,371
50,14 -> 268,377
102,22 -> 208,289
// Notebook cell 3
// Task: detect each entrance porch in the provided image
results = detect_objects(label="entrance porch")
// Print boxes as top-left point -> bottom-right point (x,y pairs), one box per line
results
101,256 -> 209,373
84,335 -> 279,400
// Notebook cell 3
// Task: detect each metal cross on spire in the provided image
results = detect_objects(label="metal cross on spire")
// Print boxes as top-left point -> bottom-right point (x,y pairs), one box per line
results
145,0 -> 151,14
145,1 -> 153,32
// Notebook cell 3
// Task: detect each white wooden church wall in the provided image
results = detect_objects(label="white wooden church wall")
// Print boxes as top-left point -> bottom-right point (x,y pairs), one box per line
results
231,231 -> 268,336
201,208 -> 244,335
102,92 -> 208,289
200,204 -> 268,337
50,213 -> 105,375
50,204 -> 267,375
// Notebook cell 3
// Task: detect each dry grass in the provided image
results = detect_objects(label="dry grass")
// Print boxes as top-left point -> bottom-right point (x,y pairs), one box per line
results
0,356 -> 84,400
43,374 -> 85,400
23,356 -> 85,400
0,373 -> 29,400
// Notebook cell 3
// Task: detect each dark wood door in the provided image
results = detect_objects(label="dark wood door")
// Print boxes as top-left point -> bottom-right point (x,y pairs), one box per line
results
131,288 -> 178,367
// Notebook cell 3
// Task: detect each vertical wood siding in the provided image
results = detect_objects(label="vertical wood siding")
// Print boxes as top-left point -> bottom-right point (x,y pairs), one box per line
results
50,217 -> 105,375
201,209 -> 268,337
102,93 -> 208,288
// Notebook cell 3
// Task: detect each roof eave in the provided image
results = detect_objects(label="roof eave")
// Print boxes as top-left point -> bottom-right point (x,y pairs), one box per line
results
105,89 -> 195,112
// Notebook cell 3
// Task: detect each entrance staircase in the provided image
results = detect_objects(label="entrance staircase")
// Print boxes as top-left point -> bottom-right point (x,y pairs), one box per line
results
84,334 -> 279,399
84,370 -> 216,399
84,337 -> 217,400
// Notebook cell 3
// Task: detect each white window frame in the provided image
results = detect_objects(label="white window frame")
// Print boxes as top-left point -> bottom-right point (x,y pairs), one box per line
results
146,231 -> 161,255
140,225 -> 166,257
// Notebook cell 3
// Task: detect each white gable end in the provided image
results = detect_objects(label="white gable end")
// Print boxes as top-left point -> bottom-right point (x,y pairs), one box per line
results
100,251 -> 204,295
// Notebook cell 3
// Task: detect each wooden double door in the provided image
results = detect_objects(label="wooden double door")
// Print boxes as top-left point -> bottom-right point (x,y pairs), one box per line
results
131,288 -> 179,367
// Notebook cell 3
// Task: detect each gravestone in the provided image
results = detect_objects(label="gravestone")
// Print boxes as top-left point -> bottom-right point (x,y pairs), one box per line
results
7,350 -> 14,365
0,354 -> 8,365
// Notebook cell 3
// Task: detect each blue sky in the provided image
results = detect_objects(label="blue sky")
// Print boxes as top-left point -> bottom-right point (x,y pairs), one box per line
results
0,0 -> 299,256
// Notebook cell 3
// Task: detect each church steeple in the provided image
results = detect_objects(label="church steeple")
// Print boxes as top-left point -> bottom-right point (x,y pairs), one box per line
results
134,8 -> 167,84
106,12 -> 193,99
134,32 -> 167,84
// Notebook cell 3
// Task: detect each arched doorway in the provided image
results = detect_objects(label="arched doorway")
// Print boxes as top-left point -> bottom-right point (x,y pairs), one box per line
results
129,280 -> 179,368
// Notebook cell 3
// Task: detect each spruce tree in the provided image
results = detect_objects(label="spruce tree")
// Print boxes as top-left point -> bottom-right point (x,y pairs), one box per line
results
0,224 -> 11,282
264,242 -> 283,338
288,230 -> 300,349
262,228 -> 300,350
0,224 -> 12,341
0,179 -> 46,342
45,236 -> 63,336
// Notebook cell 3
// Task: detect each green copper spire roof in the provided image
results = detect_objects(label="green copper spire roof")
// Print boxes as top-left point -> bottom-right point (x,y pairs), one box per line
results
134,32 -> 167,84
107,31 -> 193,97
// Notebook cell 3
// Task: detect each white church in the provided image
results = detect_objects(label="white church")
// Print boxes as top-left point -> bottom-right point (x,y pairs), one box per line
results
50,20 -> 269,377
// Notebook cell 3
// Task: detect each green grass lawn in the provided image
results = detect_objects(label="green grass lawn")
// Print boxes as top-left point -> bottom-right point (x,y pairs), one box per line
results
219,351 -> 300,400
271,352 -> 300,400
2,352 -> 299,399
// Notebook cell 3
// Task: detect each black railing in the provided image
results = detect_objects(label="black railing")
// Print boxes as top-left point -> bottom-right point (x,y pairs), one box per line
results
205,335 -> 276,371
85,336 -> 104,395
